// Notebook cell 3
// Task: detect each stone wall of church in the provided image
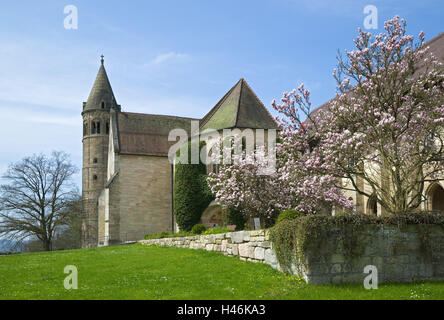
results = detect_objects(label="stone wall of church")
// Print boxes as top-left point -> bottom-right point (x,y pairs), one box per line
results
117,155 -> 174,241
107,174 -> 121,245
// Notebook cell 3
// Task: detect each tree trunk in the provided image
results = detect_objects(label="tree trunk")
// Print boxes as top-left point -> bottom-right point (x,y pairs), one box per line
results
43,239 -> 52,251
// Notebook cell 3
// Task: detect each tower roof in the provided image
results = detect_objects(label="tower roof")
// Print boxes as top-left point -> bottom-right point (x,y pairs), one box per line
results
83,56 -> 120,112
200,78 -> 279,131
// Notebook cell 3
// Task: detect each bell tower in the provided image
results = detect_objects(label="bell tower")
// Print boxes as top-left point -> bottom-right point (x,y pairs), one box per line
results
81,56 -> 121,247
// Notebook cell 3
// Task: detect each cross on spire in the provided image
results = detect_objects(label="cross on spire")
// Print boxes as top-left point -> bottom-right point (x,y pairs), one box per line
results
100,55 -> 104,65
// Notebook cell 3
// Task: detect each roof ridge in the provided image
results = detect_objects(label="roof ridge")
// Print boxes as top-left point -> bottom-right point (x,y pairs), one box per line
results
234,79 -> 244,126
120,111 -> 199,120
423,32 -> 444,47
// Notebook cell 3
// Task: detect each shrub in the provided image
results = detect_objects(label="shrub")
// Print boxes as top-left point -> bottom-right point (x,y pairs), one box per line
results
202,226 -> 231,235
144,231 -> 171,240
276,209 -> 301,224
174,141 -> 214,231
144,230 -> 193,240
226,207 -> 246,230
191,224 -> 207,235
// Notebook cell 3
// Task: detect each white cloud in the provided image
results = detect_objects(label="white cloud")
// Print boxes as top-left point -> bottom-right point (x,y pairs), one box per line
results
145,52 -> 189,66
27,115 -> 79,126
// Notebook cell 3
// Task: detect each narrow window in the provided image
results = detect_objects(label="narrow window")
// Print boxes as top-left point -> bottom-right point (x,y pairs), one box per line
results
101,101 -> 105,109
106,122 -> 110,135
96,122 -> 101,134
93,175 -> 98,181
83,122 -> 88,136
93,158 -> 98,164
92,122 -> 97,134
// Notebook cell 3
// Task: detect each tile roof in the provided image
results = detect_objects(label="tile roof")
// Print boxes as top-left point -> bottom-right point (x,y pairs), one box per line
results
200,78 -> 279,131
116,112 -> 198,156
84,61 -> 120,112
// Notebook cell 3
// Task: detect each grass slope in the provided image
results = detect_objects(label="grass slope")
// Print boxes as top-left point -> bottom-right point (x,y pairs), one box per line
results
0,244 -> 443,300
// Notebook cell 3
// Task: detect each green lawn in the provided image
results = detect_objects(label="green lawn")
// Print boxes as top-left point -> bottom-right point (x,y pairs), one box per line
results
0,244 -> 443,300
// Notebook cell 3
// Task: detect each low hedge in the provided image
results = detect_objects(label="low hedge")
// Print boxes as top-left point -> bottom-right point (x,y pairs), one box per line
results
144,227 -> 232,240
270,211 -> 444,274
191,224 -> 207,235
276,209 -> 301,224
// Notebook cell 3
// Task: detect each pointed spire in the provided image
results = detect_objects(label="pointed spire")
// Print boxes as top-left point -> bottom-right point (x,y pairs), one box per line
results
83,56 -> 120,112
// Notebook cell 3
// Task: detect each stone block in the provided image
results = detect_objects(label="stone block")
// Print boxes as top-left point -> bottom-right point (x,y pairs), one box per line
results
331,253 -> 345,264
232,244 -> 239,256
238,243 -> 254,258
331,264 -> 342,274
259,241 -> 271,248
264,249 -> 277,265
254,247 -> 265,260
230,231 -> 249,244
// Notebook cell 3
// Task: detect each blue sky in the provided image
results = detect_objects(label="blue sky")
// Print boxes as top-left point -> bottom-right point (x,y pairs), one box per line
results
0,0 -> 443,188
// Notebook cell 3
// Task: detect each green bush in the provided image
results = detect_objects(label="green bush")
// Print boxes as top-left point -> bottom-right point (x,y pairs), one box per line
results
144,226 -> 230,240
144,231 -> 171,240
276,209 -> 301,224
191,224 -> 207,235
226,207 -> 246,230
174,141 -> 214,231
202,226 -> 231,235
144,230 -> 193,240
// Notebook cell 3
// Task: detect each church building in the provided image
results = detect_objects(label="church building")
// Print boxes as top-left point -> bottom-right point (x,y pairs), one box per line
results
81,57 -> 278,247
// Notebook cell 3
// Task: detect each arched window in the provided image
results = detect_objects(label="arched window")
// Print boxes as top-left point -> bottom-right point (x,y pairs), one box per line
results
101,101 -> 105,109
367,194 -> 378,216
92,121 -> 101,134
427,183 -> 444,212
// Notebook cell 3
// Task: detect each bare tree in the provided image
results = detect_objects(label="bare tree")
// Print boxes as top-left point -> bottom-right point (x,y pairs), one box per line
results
0,151 -> 78,251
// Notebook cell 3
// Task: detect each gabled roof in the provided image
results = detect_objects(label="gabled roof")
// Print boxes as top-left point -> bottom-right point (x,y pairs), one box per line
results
200,78 -> 279,131
116,112 -> 198,156
84,59 -> 120,112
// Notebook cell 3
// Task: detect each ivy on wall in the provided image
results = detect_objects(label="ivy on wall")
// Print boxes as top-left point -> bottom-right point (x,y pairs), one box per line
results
270,212 -> 444,274
174,141 -> 214,231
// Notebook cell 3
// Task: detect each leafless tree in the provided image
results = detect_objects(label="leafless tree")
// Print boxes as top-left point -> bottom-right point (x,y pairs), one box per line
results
0,151 -> 78,251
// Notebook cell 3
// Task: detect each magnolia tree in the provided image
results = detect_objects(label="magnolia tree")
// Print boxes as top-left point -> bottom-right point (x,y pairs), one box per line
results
274,16 -> 444,214
208,16 -> 444,220
207,135 -> 350,225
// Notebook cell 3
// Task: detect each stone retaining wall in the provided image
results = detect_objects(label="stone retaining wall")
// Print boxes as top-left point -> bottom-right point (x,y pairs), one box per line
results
299,224 -> 444,284
139,230 -> 278,268
139,225 -> 444,284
